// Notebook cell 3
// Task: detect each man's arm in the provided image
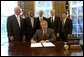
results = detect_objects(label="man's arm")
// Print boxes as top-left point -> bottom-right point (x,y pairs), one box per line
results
67,19 -> 73,37
21,18 -> 27,42
31,30 -> 38,43
7,16 -> 13,36
69,19 -> 73,34
57,18 -> 61,38
7,16 -> 14,42
48,30 -> 56,42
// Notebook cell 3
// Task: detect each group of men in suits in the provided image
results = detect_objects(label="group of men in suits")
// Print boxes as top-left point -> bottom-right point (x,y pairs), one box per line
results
7,6 -> 73,43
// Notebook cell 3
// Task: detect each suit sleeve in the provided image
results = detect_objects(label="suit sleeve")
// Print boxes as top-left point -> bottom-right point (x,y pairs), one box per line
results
68,19 -> 73,34
47,18 -> 52,28
48,30 -> 56,42
31,30 -> 38,41
7,16 -> 13,37
57,17 -> 61,33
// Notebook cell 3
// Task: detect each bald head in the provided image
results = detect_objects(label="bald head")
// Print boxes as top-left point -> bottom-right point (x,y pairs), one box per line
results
14,6 -> 21,15
39,9 -> 43,17
50,9 -> 55,16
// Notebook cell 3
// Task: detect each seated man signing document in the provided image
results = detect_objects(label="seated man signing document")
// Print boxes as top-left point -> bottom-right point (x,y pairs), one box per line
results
31,20 -> 56,43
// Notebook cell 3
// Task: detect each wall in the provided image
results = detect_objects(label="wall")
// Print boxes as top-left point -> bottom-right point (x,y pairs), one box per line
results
52,1 -> 66,18
18,1 -> 66,18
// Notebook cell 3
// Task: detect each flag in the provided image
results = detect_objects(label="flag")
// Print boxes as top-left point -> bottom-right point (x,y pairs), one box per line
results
20,1 -> 25,18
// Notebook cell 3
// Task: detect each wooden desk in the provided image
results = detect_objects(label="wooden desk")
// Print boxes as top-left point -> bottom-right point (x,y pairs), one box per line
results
1,41 -> 83,56
67,37 -> 81,45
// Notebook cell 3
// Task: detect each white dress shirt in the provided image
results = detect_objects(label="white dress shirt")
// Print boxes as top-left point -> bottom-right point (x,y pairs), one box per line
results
30,17 -> 34,28
39,17 -> 43,22
15,14 -> 21,27
43,29 -> 47,35
51,16 -> 55,22
63,18 -> 66,25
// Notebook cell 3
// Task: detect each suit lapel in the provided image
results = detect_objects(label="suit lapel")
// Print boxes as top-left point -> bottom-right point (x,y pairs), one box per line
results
63,18 -> 69,30
38,29 -> 43,39
43,17 -> 45,20
51,16 -> 55,23
20,16 -> 23,27
29,17 -> 35,29
27,17 -> 32,28
64,18 -> 68,26
29,17 -> 32,28
38,17 -> 40,25
33,17 -> 36,29
50,17 -> 52,22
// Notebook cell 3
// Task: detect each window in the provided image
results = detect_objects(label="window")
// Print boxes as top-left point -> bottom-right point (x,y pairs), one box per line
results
69,1 -> 83,44
35,1 -> 52,18
1,1 -> 17,44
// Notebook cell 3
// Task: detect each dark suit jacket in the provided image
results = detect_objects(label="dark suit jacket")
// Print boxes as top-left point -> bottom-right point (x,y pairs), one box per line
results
24,17 -> 37,41
36,17 -> 49,29
48,16 -> 61,34
32,28 -> 56,42
7,14 -> 24,42
61,18 -> 73,35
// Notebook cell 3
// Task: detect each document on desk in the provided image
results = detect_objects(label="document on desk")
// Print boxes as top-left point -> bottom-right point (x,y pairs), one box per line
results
31,42 -> 55,47
31,43 -> 42,47
42,42 -> 55,47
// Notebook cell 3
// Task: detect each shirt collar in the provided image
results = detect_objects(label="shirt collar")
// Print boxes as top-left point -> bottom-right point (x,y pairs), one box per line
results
51,15 -> 55,17
15,14 -> 20,17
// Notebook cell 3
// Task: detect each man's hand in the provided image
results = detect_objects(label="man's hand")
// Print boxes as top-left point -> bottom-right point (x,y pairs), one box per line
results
31,39 -> 36,43
57,33 -> 59,37
9,36 -> 14,41
40,40 -> 46,43
23,35 -> 26,42
67,34 -> 70,37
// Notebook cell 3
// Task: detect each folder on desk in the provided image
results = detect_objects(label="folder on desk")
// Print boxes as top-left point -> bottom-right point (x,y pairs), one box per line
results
31,43 -> 42,47
31,42 -> 55,47
42,42 -> 55,47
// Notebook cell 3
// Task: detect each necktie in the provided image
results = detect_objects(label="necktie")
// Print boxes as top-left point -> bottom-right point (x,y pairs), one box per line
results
31,18 -> 34,28
51,17 -> 53,22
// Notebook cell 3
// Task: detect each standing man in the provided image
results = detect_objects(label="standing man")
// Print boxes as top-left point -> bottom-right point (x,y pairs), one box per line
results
24,9 -> 37,42
36,9 -> 48,29
61,12 -> 73,42
7,6 -> 24,42
48,9 -> 61,40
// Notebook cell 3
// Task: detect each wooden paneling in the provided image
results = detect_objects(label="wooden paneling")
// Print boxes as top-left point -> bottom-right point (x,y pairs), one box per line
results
24,1 -> 34,18
52,1 -> 66,18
